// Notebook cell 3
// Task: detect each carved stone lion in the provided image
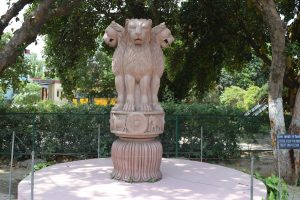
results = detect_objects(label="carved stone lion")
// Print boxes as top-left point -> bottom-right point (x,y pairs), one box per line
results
123,19 -> 153,112
103,19 -> 174,112
103,21 -> 126,111
151,23 -> 174,111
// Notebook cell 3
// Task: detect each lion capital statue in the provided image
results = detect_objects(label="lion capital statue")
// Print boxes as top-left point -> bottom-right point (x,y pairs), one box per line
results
103,19 -> 174,112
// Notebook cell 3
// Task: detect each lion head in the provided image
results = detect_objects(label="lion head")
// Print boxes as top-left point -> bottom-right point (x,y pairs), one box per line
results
103,21 -> 124,48
125,19 -> 152,45
152,22 -> 174,48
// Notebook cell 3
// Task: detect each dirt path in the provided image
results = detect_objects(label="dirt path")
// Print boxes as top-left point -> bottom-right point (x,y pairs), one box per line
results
0,167 -> 30,200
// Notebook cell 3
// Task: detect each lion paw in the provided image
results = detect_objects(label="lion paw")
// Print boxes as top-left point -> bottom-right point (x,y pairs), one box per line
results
112,104 -> 124,111
123,103 -> 135,111
152,103 -> 163,111
141,104 -> 152,112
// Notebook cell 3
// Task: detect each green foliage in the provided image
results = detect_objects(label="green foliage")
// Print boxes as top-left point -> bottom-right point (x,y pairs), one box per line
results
25,53 -> 45,78
219,57 -> 268,89
244,85 -> 261,109
41,0 -> 270,102
34,161 -> 54,171
0,88 -> 4,102
255,173 -> 289,200
75,43 -> 115,98
220,86 -> 246,110
220,85 -> 265,111
12,83 -> 41,106
0,33 -> 29,91
0,103 -> 269,160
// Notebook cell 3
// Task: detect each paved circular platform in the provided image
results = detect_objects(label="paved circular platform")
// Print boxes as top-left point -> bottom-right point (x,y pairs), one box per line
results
18,158 -> 266,200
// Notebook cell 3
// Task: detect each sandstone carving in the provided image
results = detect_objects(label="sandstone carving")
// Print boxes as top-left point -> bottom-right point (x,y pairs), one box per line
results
149,115 -> 164,132
126,112 -> 148,133
111,114 -> 126,132
151,23 -> 174,111
103,21 -> 126,111
103,19 -> 174,111
105,19 -> 173,182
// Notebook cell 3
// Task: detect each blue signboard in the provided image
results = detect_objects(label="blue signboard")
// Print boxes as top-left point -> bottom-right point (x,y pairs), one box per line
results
277,135 -> 300,149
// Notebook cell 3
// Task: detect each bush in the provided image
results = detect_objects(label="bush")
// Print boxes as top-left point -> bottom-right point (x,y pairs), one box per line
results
0,103 -> 269,160
220,86 -> 246,110
256,173 -> 289,200
220,85 -> 266,111
12,83 -> 41,106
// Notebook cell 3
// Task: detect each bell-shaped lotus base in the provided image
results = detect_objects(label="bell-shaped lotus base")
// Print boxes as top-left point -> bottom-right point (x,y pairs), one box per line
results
111,138 -> 162,182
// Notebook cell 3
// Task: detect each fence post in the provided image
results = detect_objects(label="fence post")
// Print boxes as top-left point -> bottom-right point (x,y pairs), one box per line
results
32,115 -> 36,152
31,151 -> 35,200
98,123 -> 101,158
250,156 -> 254,200
9,131 -> 15,200
277,138 -> 281,200
200,126 -> 203,162
175,115 -> 179,158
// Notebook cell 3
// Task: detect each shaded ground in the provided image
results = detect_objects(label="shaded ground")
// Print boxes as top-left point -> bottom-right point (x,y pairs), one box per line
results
0,167 -> 30,200
0,135 -> 299,200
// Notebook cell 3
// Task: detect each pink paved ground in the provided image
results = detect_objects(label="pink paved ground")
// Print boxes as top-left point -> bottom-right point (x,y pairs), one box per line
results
18,158 -> 266,200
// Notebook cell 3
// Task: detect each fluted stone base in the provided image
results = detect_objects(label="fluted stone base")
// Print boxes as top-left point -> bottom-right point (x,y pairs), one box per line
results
111,138 -> 162,182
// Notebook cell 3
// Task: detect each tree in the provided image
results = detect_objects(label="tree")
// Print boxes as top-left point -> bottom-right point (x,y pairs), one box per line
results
250,0 -> 300,183
74,44 -> 115,99
44,0 -> 180,99
1,0 -> 300,182
0,32 -> 29,91
0,0 -> 80,73
12,82 -> 41,105
25,53 -> 44,78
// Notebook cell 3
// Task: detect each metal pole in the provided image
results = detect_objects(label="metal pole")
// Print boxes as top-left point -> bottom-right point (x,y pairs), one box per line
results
200,126 -> 203,162
250,156 -> 254,200
277,138 -> 281,200
31,151 -> 35,200
32,115 -> 36,152
9,132 -> 15,200
98,123 -> 101,158
175,116 -> 179,158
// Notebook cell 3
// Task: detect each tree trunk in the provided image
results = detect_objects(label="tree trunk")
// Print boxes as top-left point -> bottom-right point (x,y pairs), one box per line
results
253,0 -> 295,183
0,0 -> 55,73
288,87 -> 300,184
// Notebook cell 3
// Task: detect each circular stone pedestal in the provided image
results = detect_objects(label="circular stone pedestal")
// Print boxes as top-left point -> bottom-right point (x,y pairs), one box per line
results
111,139 -> 162,182
18,158 -> 267,200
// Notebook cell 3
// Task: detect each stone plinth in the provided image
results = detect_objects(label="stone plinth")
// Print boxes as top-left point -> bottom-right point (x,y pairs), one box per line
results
18,158 -> 267,200
110,111 -> 164,182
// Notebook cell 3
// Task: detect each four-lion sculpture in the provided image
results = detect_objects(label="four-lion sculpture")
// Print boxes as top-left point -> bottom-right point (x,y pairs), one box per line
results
103,19 -> 174,112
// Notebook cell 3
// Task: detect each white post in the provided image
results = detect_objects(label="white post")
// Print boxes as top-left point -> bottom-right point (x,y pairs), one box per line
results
31,151 -> 35,200
250,156 -> 254,200
9,132 -> 15,200
200,126 -> 203,162
277,138 -> 281,200
98,123 -> 101,158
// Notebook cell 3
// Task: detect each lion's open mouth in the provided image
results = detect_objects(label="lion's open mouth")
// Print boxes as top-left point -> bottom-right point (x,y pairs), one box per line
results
135,39 -> 143,42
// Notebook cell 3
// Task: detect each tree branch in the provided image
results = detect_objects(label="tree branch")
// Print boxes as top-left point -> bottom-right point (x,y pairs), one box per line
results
0,0 -> 55,73
0,0 -> 80,74
0,0 -> 33,37
48,0 -> 81,18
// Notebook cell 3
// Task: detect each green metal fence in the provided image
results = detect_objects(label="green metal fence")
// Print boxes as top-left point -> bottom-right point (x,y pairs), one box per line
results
0,113 -> 270,160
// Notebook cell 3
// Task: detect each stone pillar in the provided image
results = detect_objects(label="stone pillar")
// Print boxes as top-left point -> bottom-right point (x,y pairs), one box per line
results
110,111 -> 164,182
103,19 -> 174,182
